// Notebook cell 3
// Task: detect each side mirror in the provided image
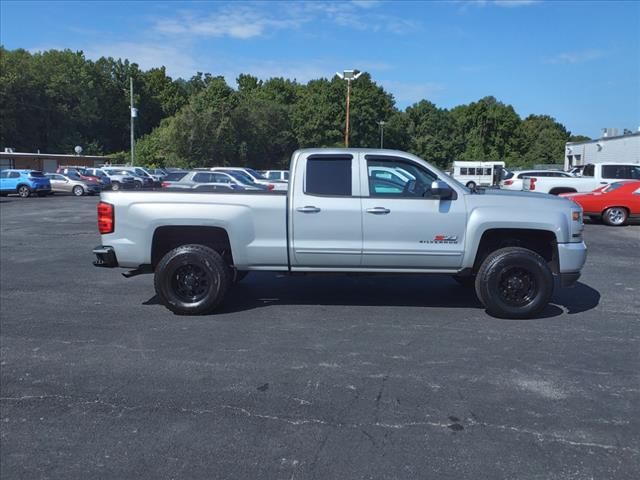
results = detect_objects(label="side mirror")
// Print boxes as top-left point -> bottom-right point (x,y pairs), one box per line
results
431,180 -> 453,199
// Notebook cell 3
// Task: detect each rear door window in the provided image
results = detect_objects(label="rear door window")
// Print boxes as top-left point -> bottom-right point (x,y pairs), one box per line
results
305,156 -> 352,196
602,165 -> 640,180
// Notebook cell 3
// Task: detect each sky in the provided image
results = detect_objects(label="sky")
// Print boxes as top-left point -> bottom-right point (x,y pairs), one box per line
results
1,0 -> 639,138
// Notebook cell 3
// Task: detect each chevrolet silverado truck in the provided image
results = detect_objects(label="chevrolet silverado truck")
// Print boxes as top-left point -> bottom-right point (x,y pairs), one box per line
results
523,162 -> 640,195
93,148 -> 587,319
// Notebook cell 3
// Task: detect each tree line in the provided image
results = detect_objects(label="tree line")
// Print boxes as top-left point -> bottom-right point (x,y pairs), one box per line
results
0,47 -> 590,170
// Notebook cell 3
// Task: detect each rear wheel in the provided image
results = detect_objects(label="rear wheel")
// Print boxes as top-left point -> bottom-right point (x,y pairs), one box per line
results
17,185 -> 31,198
602,207 -> 628,226
475,247 -> 553,319
154,244 -> 230,315
72,185 -> 85,196
466,181 -> 476,190
134,181 -> 142,190
111,182 -> 120,191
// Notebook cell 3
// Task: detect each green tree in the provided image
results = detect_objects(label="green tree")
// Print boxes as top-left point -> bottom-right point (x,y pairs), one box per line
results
451,96 -> 521,162
515,114 -> 570,167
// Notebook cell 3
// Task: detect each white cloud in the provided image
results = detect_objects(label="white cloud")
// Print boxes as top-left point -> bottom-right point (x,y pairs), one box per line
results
546,49 -> 605,64
84,42 -> 199,79
457,0 -> 539,10
152,1 -> 418,39
492,0 -> 539,7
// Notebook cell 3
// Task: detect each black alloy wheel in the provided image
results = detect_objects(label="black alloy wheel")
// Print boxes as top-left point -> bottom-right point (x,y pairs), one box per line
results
154,244 -> 230,315
475,247 -> 553,319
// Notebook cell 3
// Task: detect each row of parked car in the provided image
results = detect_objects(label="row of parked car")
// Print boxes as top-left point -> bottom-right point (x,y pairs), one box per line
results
0,165 -> 292,198
0,165 -> 168,197
160,167 -> 289,192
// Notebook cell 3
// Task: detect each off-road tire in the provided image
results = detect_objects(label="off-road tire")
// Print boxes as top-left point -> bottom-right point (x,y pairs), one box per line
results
154,244 -> 230,315
475,247 -> 553,319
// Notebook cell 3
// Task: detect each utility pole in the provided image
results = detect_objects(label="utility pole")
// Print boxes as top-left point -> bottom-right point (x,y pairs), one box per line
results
130,77 -> 136,166
336,70 -> 363,148
378,120 -> 386,148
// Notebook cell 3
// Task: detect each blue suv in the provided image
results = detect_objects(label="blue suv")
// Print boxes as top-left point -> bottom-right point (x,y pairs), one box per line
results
0,169 -> 52,198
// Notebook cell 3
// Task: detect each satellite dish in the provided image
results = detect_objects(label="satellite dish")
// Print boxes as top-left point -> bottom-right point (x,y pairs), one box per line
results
74,146 -> 83,155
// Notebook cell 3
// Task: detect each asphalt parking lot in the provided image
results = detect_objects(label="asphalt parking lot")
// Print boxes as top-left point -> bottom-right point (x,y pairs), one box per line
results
1,194 -> 639,479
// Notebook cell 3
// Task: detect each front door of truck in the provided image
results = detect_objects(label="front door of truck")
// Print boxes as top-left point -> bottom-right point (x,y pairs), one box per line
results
360,154 -> 467,269
291,154 -> 362,268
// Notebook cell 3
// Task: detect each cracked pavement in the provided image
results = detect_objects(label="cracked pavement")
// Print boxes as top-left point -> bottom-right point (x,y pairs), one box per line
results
1,195 -> 639,479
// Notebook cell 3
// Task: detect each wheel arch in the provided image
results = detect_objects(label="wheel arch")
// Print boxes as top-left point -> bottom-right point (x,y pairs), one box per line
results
471,228 -> 559,274
549,187 -> 577,195
151,226 -> 234,269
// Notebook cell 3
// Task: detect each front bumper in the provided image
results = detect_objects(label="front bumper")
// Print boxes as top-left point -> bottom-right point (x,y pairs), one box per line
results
557,241 -> 587,287
93,246 -> 118,268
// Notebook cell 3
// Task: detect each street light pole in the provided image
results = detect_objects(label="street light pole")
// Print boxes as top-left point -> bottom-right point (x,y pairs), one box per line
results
130,77 -> 135,166
336,70 -> 362,148
378,120 -> 386,148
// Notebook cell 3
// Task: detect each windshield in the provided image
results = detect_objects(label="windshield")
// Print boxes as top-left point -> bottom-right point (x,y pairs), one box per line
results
227,171 -> 257,185
223,170 -> 254,184
164,172 -> 187,181
245,168 -> 267,180
603,182 -> 624,193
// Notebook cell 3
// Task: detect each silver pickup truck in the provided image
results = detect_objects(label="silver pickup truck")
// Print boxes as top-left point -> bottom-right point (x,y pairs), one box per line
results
93,148 -> 587,318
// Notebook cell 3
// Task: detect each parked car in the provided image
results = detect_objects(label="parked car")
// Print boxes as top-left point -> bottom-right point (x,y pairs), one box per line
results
523,162 -> 640,195
127,166 -> 163,187
161,170 -> 266,191
560,180 -> 640,226
56,166 -> 106,187
160,170 -> 189,188
93,148 -> 586,319
211,167 -> 287,191
259,170 -> 290,182
0,169 -> 51,197
85,168 -> 136,191
45,172 -> 102,196
500,170 -> 574,191
102,168 -> 153,189
147,168 -> 168,180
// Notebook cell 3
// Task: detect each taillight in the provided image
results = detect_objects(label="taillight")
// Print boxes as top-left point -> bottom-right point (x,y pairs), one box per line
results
161,181 -> 170,188
97,201 -> 114,234
529,178 -> 537,191
503,180 -> 513,186
267,184 -> 275,191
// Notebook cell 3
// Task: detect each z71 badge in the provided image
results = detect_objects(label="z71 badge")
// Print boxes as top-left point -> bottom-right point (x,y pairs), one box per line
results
420,235 -> 458,245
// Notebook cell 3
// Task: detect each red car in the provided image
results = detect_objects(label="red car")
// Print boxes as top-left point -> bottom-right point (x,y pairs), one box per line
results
560,180 -> 640,226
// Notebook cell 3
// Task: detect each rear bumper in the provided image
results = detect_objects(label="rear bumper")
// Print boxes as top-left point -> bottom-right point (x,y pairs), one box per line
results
93,246 -> 118,268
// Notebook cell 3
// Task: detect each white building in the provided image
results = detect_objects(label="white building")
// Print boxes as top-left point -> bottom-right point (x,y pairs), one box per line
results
564,129 -> 640,170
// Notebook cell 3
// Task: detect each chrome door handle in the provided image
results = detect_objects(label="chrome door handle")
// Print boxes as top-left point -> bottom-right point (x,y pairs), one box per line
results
296,206 -> 321,213
366,207 -> 391,215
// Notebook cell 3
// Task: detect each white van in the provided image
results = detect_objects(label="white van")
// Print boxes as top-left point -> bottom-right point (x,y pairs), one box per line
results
452,161 -> 506,189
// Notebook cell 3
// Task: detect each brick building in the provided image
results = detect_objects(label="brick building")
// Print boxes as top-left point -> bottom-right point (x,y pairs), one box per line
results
0,150 -> 112,172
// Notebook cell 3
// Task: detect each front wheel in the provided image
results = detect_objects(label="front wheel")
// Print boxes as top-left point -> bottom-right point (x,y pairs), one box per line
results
17,185 -> 31,198
154,244 -> 230,315
602,207 -> 628,226
475,247 -> 553,319
466,181 -> 476,190
72,185 -> 85,196
111,182 -> 120,191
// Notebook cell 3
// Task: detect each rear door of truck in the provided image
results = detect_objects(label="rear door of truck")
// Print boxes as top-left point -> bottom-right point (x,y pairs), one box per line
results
290,153 -> 362,268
